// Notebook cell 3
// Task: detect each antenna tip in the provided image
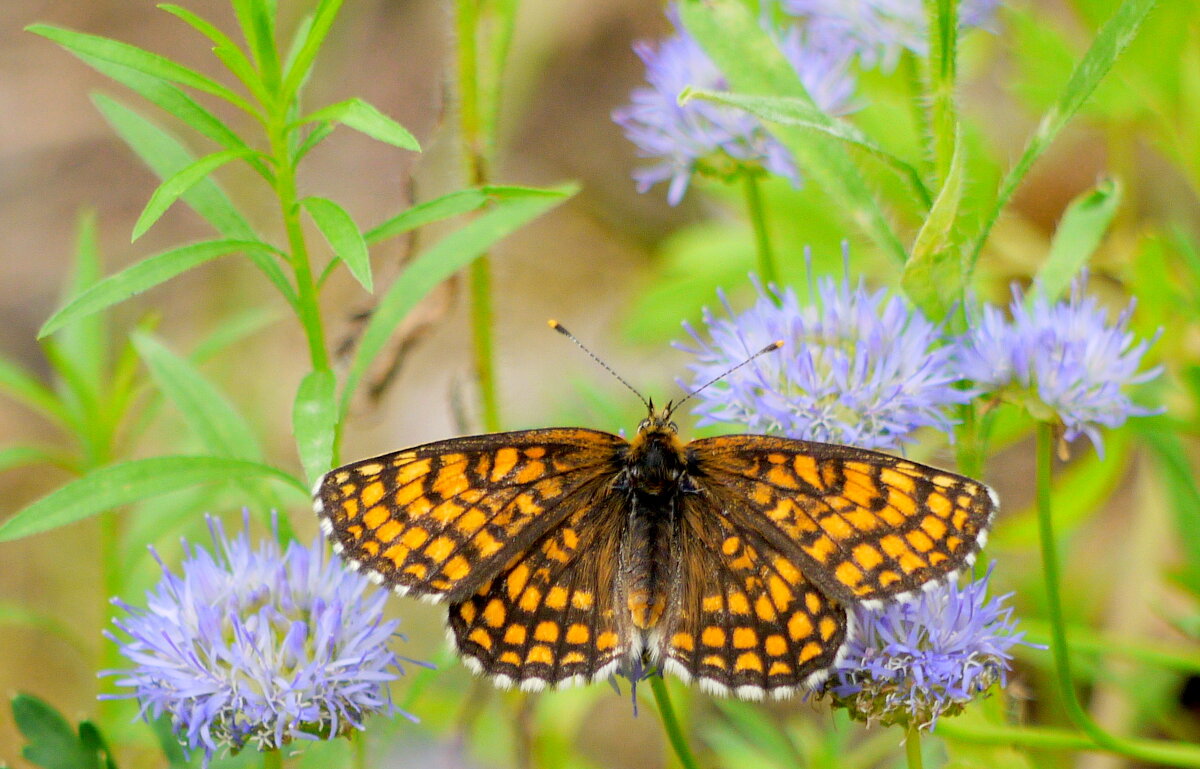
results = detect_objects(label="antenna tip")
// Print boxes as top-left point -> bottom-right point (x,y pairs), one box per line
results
549,319 -> 572,336
767,340 -> 785,351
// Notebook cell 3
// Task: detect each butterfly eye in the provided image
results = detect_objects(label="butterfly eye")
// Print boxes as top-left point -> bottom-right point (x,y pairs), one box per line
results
669,421 -> 678,433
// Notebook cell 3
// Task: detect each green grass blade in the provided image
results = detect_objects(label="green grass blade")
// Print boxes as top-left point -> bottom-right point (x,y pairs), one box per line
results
0,456 -> 307,542
132,147 -> 258,241
1030,178 -> 1122,307
293,369 -> 336,486
341,183 -> 578,414
301,97 -> 421,151
39,239 -> 281,339
967,0 -> 1158,273
302,197 -> 372,292
902,126 -> 966,321
364,185 -> 555,244
27,24 -> 256,115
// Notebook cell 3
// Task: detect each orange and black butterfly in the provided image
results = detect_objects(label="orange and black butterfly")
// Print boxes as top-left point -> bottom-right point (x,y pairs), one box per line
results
313,326 -> 995,700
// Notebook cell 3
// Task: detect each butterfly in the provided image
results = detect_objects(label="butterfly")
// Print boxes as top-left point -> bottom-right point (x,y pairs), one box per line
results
313,330 -> 996,700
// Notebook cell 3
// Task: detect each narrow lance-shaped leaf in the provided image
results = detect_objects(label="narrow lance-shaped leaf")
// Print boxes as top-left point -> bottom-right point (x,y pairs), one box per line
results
39,239 -> 283,339
1030,178 -> 1122,307
0,357 -> 71,427
903,127 -> 967,322
301,98 -> 420,151
365,185 -> 565,244
293,369 -> 337,486
302,197 -> 372,292
53,211 -> 108,401
0,456 -> 307,543
282,0 -> 347,99
133,147 -> 258,241
342,184 -> 578,414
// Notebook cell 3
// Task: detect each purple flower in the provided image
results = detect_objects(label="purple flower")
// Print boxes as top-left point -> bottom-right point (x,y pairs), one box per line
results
823,565 -> 1027,729
678,264 -> 965,450
103,514 -> 418,766
614,5 -> 856,204
956,277 -> 1162,456
783,0 -> 1001,71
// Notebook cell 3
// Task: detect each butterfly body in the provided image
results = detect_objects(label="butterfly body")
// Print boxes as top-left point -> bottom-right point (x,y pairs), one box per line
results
315,406 -> 995,699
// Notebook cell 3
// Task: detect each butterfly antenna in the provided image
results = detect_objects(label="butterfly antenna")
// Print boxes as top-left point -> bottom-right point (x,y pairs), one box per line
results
666,340 -> 784,419
549,320 -> 652,411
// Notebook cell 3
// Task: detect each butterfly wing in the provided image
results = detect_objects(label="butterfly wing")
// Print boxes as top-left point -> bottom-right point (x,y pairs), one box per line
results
686,435 -> 996,607
448,485 -> 628,691
314,428 -> 626,603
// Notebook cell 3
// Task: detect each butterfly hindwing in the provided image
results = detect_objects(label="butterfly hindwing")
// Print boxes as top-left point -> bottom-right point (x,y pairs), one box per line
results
314,428 -> 626,602
687,435 -> 996,607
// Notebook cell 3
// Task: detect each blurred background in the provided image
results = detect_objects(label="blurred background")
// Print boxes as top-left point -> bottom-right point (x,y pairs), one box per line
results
2,0 -> 1199,767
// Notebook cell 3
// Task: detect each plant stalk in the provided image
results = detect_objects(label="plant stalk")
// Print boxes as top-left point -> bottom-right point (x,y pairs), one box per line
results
743,173 -> 779,291
649,674 -> 701,769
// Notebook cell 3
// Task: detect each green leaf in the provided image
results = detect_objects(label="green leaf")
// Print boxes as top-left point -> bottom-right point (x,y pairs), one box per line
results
365,185 -> 568,244
282,0 -> 346,100
12,693 -> 100,769
0,456 -> 307,543
301,98 -> 420,151
1030,178 -> 1123,306
231,0 -> 280,92
968,0 -> 1158,273
293,369 -> 337,486
342,183 -> 578,413
133,148 -> 257,241
190,306 -> 282,363
0,446 -> 71,473
677,0 -> 906,263
76,723 -> 117,769
132,332 -> 263,460
149,715 -> 188,767
54,211 -> 108,403
903,127 -> 967,321
27,24 -> 255,115
158,4 -> 260,97
302,197 -> 372,291
679,88 -> 933,209
0,357 -> 70,427
39,239 -> 281,338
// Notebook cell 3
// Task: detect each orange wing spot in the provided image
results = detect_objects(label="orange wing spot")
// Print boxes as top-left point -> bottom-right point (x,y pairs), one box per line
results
513,461 -> 547,485
751,484 -> 774,507
767,452 -> 788,464
375,519 -> 403,544
506,564 -> 530,601
702,594 -> 724,612
535,476 -> 564,498
362,506 -> 389,530
444,555 -> 471,581
473,454 -> 491,479
432,470 -> 470,500
798,642 -> 822,663
842,476 -> 878,509
835,561 -> 863,588
906,529 -> 935,553
468,628 -> 493,650
884,489 -> 915,520
927,492 -> 952,518
360,541 -> 380,557
561,528 -> 580,550
526,645 -> 554,665
473,530 -> 504,558
338,498 -> 360,520
773,558 -> 801,584
804,592 -> 822,615
879,467 -> 916,493
727,591 -> 751,615
844,509 -> 883,533
394,482 -> 425,507
755,594 -> 778,621
733,627 -> 758,649
768,661 -> 793,676
818,617 -> 838,641
735,652 -> 764,673
334,471 -> 352,484
765,634 -> 788,657
721,536 -> 741,556
561,651 -> 586,665
543,540 -> 571,563
514,493 -> 541,517
672,632 -> 695,651
500,651 -> 522,666
534,621 -> 560,643
951,508 -> 969,531
571,591 -> 594,610
701,655 -> 727,670
878,570 -> 901,587
400,527 -> 429,550
458,602 -> 478,624
956,493 -> 975,509
394,458 -> 431,487
931,474 -> 957,488
483,599 -> 507,628
929,551 -> 949,566
921,515 -> 948,540
818,512 -> 855,540
454,509 -> 488,536
545,586 -> 568,610
382,543 -> 409,567
880,534 -> 908,559
803,536 -> 836,565
946,536 -> 963,551
821,462 -> 841,488
503,625 -> 527,645
793,454 -> 823,489
767,465 -> 798,489
347,524 -> 364,540
898,549 -> 926,574
425,536 -> 456,564
852,543 -> 884,571
767,575 -> 792,607
566,624 -> 589,644
404,563 -> 428,579
519,586 -> 543,612
596,631 -> 619,651
787,612 -> 814,641
361,481 -> 386,508
729,548 -> 757,573
702,626 -> 726,647
523,446 -> 546,459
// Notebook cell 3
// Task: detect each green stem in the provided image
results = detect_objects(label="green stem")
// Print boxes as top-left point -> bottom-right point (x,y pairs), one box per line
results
905,725 -> 925,769
925,0 -> 959,184
1034,423 -> 1200,767
469,257 -> 501,433
939,720 -> 1200,764
742,173 -> 779,290
649,674 -> 701,769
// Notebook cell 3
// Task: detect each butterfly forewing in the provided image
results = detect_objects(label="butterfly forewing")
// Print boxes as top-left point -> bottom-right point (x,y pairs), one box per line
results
314,428 -> 626,602
688,435 -> 996,607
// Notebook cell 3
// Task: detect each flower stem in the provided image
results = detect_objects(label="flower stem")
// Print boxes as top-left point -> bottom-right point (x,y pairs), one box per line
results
1034,422 -> 1200,767
648,674 -> 701,769
924,0 -> 959,184
904,724 -> 925,769
742,173 -> 779,291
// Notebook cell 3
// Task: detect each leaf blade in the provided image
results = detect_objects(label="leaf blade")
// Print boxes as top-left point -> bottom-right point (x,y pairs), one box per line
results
293,369 -> 337,486
301,97 -> 420,151
132,148 -> 257,241
302,197 -> 372,292
1031,178 -> 1123,306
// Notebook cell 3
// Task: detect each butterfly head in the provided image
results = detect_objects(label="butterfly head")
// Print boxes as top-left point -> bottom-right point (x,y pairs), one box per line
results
637,398 -> 680,436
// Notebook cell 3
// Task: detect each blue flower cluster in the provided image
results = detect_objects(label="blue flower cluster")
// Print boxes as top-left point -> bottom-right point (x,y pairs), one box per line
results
104,515 -> 417,766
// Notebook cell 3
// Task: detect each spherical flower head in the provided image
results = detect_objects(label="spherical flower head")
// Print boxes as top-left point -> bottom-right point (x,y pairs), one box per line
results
613,4 -> 856,204
782,0 -> 1001,71
956,276 -> 1162,456
678,268 -> 966,450
104,514 -> 417,766
823,565 -> 1027,729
